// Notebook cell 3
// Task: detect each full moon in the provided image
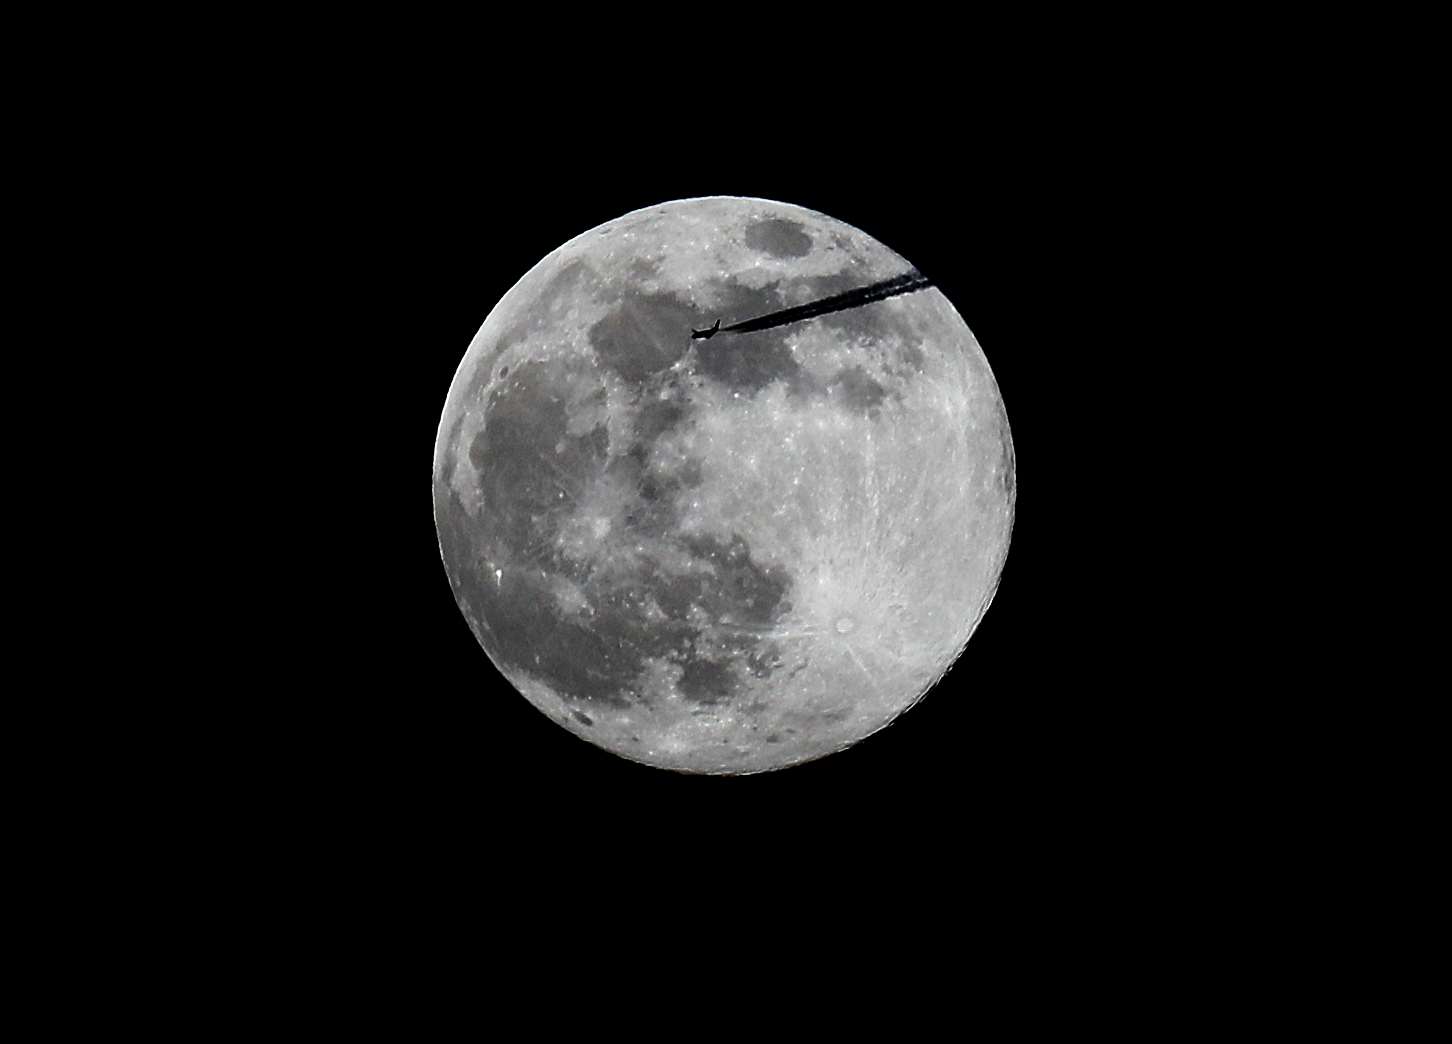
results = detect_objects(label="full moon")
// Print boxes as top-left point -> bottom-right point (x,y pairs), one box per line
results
434,197 -> 1014,773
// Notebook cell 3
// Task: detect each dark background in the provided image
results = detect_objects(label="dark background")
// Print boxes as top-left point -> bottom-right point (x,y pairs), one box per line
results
71,36 -> 1322,968
291,116 -> 1188,874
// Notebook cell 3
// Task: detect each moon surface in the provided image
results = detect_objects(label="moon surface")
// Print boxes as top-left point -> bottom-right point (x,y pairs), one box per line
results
434,197 -> 1014,773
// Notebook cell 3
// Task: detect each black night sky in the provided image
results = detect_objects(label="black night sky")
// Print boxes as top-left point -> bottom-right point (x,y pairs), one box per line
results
289,114 -> 1189,877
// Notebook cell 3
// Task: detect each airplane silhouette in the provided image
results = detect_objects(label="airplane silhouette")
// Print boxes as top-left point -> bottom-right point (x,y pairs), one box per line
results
691,318 -> 722,340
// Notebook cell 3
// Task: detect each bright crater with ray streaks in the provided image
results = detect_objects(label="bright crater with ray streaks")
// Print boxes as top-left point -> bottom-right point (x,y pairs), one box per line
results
433,197 -> 1014,773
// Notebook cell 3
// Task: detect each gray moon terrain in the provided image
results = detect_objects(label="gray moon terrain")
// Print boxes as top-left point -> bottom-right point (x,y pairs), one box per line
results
433,197 -> 1014,773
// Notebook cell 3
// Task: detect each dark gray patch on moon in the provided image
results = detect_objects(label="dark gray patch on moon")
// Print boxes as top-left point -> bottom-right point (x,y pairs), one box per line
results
589,291 -> 698,382
696,331 -> 801,393
744,218 -> 813,258
696,279 -> 803,394
680,533 -> 792,627
611,456 -> 679,534
633,395 -> 687,444
831,365 -> 888,416
678,657 -> 735,704
464,541 -> 635,707
468,360 -> 606,553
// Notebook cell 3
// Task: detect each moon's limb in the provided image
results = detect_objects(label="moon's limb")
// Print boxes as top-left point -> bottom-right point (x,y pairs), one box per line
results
434,197 -> 1014,773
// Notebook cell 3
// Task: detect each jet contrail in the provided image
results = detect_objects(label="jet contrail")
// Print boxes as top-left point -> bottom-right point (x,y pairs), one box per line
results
715,270 -> 933,337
